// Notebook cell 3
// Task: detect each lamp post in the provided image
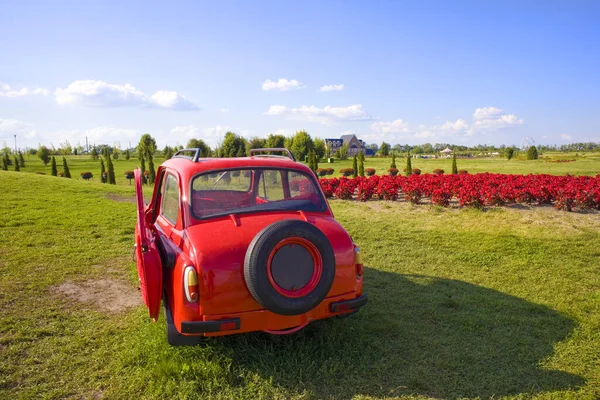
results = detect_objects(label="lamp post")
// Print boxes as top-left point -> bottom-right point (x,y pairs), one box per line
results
14,134 -> 17,153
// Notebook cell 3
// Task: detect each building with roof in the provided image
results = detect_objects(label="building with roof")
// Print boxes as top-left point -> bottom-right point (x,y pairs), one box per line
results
325,134 -> 367,157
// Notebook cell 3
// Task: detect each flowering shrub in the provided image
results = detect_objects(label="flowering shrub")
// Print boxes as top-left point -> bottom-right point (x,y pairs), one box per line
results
340,168 -> 354,177
365,168 -> 376,176
80,172 -> 93,180
334,177 -> 355,199
317,173 -> 600,212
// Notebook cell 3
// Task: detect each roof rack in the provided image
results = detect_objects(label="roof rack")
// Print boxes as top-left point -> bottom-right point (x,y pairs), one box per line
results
173,148 -> 202,162
249,148 -> 296,161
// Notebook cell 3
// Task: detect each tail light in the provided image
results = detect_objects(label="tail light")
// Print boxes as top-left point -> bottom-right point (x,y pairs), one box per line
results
183,266 -> 199,303
354,245 -> 363,278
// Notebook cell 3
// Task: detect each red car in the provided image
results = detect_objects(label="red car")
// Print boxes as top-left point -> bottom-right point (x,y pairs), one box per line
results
134,148 -> 366,345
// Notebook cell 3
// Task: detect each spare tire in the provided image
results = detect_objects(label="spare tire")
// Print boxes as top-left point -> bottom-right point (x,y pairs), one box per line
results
244,219 -> 336,316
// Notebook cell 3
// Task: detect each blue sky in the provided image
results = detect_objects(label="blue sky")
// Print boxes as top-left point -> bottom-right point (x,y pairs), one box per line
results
1,0 -> 599,150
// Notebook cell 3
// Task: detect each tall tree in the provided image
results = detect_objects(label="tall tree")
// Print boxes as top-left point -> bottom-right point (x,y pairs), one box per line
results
380,142 -> 390,157
62,157 -> 71,178
138,134 -> 157,183
186,138 -> 212,157
358,151 -> 365,176
288,130 -> 314,161
313,138 -> 326,160
245,137 -> 266,155
265,134 -> 286,149
139,153 -> 146,184
38,146 -> 51,165
50,156 -> 58,176
527,146 -> 539,160
219,132 -> 246,157
100,158 -> 106,183
107,154 -> 116,184
451,151 -> 458,174
506,147 -> 515,160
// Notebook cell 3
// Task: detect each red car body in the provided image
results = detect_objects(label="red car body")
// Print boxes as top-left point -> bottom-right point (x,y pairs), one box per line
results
134,149 -> 366,345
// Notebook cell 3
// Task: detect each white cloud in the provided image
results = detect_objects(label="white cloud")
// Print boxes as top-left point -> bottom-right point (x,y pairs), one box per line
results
54,80 -> 199,110
0,83 -> 50,97
371,119 -> 409,135
319,84 -> 344,92
262,78 -> 305,91
219,108 -> 229,113
0,118 -> 31,132
264,104 -> 372,125
469,107 -> 523,134
561,134 -> 573,141
149,90 -> 198,111
365,107 -> 522,143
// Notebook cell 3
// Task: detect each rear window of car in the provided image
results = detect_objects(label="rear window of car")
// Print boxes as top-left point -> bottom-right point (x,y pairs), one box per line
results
190,168 -> 326,219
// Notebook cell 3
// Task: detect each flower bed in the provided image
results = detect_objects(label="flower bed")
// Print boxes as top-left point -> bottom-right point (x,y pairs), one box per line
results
317,173 -> 600,212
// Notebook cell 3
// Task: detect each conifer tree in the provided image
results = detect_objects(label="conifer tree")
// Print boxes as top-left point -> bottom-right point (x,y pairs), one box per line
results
51,156 -> 58,176
358,151 -> 365,176
451,151 -> 458,174
62,157 -> 71,178
352,155 -> 358,178
18,152 -> 25,167
107,153 -> 116,184
406,151 -> 412,176
390,152 -> 397,169
100,158 -> 106,183
14,156 -> 20,171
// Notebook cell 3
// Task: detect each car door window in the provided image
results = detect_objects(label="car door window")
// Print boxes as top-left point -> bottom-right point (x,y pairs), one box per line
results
161,173 -> 179,224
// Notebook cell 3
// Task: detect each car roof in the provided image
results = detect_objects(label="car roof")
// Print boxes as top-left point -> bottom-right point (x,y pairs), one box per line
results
160,156 -> 314,182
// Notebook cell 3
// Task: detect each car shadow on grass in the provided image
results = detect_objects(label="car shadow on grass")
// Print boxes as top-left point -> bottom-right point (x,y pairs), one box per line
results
219,268 -> 584,399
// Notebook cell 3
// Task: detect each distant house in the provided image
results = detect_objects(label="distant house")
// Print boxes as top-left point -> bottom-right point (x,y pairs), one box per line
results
325,134 -> 366,157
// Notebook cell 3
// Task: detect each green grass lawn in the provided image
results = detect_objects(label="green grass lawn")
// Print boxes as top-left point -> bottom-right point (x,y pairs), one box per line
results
1,171 -> 599,399
11,151 -> 600,188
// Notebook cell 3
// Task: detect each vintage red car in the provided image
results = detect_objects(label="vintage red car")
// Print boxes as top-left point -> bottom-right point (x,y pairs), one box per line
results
134,148 -> 366,345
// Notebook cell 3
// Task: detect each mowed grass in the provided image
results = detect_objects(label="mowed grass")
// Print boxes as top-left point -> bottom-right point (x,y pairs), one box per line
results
13,151 -> 600,187
1,171 -> 599,399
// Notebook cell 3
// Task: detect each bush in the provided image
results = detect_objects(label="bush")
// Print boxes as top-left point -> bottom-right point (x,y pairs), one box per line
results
340,168 -> 354,177
433,169 -> 444,175
36,171 -> 46,175
412,168 -> 421,175
365,168 -> 376,176
231,170 -> 241,177
326,168 -> 334,175
388,168 -> 399,176
316,168 -> 328,177
458,169 -> 468,174
527,146 -> 538,160
58,171 -> 64,177
81,172 -> 93,180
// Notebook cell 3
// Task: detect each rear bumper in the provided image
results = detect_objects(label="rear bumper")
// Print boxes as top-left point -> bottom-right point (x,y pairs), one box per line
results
178,292 -> 367,337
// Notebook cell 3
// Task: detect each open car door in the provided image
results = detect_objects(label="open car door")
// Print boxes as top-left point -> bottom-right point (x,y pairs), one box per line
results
134,168 -> 163,321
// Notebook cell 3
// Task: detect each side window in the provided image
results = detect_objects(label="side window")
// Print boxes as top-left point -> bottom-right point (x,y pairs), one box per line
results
289,171 -> 316,198
257,170 -> 285,201
161,174 -> 179,224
